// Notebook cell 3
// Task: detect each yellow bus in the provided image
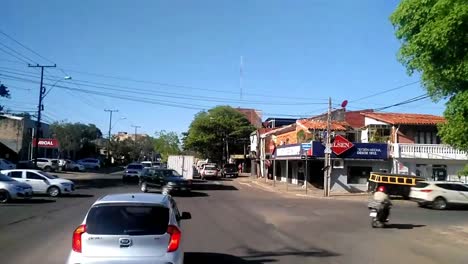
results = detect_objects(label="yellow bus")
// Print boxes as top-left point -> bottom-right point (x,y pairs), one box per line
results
368,172 -> 425,199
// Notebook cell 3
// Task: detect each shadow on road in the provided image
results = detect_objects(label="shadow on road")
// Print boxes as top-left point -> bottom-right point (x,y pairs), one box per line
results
192,183 -> 238,191
175,191 -> 209,197
61,193 -> 95,198
384,224 -> 426,229
2,198 -> 55,205
185,249 -> 340,264
74,179 -> 124,189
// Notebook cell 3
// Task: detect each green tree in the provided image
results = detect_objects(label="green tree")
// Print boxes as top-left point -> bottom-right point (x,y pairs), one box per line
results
390,0 -> 468,150
0,83 -> 11,112
183,106 -> 255,163
154,130 -> 181,162
50,122 -> 103,159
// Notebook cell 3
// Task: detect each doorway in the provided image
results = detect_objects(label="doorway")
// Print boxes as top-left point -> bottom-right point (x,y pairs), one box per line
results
432,165 -> 447,181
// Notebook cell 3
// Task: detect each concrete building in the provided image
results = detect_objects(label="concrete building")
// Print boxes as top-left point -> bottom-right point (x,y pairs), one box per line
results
0,114 -> 51,161
236,108 -> 263,129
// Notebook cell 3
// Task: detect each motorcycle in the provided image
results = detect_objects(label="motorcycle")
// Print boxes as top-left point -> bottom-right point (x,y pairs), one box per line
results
369,201 -> 391,228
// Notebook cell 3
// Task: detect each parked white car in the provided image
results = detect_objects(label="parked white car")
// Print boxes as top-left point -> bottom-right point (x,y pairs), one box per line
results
65,160 -> 86,172
77,158 -> 101,170
0,169 -> 75,197
0,173 -> 33,203
0,159 -> 16,170
410,181 -> 468,210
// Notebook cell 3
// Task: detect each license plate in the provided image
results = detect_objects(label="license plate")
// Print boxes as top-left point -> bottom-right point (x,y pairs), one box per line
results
369,212 -> 377,217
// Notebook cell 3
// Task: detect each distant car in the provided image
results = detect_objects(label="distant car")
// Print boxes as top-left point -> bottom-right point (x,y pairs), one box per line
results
0,159 -> 16,170
410,181 -> 468,210
139,168 -> 192,195
77,158 -> 101,170
200,164 -> 219,179
141,161 -> 153,168
221,164 -> 238,178
123,163 -> 145,182
64,160 -> 85,172
0,169 -> 75,197
66,193 -> 191,264
0,173 -> 33,203
30,158 -> 59,172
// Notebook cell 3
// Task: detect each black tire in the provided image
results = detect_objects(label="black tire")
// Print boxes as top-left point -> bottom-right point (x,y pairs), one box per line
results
74,167 -> 80,172
0,190 -> 10,203
432,197 -> 447,210
94,166 -> 99,170
44,166 -> 52,172
47,186 -> 61,197
418,202 -> 427,208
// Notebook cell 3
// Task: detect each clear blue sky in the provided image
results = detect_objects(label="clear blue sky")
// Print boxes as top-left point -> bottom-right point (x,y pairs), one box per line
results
0,0 -> 445,136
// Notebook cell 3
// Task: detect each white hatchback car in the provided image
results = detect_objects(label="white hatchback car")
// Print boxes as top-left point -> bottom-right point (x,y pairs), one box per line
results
0,169 -> 75,197
66,193 -> 191,264
410,181 -> 468,210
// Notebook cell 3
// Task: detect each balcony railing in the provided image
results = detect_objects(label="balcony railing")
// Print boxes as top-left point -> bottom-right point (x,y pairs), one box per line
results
391,143 -> 468,160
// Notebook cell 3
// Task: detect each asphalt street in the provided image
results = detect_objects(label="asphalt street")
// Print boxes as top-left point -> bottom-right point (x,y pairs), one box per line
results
1,174 -> 468,264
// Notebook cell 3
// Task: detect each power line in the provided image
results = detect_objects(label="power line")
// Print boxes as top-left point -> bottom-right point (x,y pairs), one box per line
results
0,29 -> 56,64
0,47 -> 31,64
349,81 -> 421,103
0,42 -> 36,64
0,68 -> 328,106
374,94 -> 431,111
62,68 -> 329,101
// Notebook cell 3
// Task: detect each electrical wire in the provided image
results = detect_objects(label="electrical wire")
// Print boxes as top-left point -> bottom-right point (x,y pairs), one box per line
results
0,42 -> 36,64
0,29 -> 55,64
348,81 -> 421,103
0,47 -> 31,65
374,94 -> 431,111
0,69 -> 328,106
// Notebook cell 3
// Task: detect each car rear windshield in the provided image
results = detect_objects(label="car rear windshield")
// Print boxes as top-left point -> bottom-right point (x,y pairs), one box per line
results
86,205 -> 169,235
128,165 -> 143,170
38,172 -> 59,179
0,174 -> 14,181
224,164 -> 237,169
205,166 -> 216,170
415,182 -> 429,188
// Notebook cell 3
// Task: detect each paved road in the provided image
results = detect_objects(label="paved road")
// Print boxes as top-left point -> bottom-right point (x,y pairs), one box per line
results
0,176 -> 467,264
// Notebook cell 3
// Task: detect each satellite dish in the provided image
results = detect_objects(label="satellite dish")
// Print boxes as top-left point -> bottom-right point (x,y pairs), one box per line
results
341,100 -> 348,108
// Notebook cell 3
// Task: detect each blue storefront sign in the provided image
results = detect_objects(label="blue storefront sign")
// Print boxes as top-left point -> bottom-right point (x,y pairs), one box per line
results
309,141 -> 388,160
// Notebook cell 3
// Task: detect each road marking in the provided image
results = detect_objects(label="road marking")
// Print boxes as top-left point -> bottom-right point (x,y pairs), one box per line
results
238,182 -> 252,187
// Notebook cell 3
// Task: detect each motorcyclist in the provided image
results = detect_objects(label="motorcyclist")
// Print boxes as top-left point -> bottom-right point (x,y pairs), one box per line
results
372,185 -> 392,221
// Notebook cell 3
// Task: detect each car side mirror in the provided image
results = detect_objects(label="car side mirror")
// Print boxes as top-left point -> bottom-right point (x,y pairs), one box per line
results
180,212 -> 192,220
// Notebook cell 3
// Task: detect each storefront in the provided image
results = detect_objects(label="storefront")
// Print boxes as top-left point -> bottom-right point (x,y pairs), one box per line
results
309,141 -> 391,192
392,159 -> 467,183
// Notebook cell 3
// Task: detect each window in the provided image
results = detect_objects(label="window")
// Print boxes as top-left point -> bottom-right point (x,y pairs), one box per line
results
0,174 -> 14,181
38,172 -> 59,179
348,166 -> 373,184
86,205 -> 169,235
37,159 -> 47,163
450,184 -> 468,192
415,131 -> 440,144
127,165 -> 143,170
397,178 -> 405,183
26,172 -> 44,180
9,171 -> 23,179
435,184 -> 455,191
415,182 -> 429,188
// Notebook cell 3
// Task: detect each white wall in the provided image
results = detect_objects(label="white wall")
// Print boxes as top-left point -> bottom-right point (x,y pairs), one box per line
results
364,117 -> 389,126
330,160 -> 392,193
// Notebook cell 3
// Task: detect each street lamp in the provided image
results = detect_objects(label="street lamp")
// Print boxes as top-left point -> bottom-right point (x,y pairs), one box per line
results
43,76 -> 72,98
111,117 -> 127,130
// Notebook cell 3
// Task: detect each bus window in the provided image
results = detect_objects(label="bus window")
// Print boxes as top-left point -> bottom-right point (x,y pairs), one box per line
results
397,178 -> 405,183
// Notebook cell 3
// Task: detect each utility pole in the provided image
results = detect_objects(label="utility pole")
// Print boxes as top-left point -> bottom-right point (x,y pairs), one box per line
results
324,97 -> 332,197
28,64 -> 56,166
104,109 -> 118,163
131,125 -> 141,162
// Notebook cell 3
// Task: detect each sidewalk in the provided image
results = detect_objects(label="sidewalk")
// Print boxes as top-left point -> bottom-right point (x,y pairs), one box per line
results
237,175 -> 370,201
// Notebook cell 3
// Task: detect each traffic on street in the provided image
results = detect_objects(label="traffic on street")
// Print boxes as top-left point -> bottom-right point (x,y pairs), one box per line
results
2,1 -> 468,264
1,170 -> 468,264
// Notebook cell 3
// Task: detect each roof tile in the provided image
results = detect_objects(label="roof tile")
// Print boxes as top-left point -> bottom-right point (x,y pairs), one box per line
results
362,112 -> 445,125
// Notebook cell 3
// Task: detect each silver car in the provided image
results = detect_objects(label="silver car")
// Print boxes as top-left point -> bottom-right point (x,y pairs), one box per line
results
0,173 -> 33,203
66,193 -> 191,264
33,158 -> 59,172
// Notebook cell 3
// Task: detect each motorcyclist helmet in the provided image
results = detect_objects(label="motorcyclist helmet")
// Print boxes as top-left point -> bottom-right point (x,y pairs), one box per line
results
377,185 -> 386,193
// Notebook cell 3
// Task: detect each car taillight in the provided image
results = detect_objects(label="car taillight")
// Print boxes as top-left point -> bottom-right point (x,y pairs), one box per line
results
72,224 -> 86,253
420,190 -> 433,193
167,225 -> 181,252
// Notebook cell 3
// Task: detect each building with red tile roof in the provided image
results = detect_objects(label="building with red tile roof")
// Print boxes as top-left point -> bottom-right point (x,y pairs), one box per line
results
361,112 -> 446,126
